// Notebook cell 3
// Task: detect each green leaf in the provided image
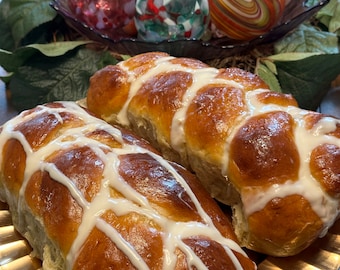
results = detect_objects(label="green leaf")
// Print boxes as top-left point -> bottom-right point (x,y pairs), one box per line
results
8,0 -> 57,46
26,41 -> 93,57
256,52 -> 340,110
0,48 -> 33,72
256,62 -> 282,93
274,24 -> 339,54
20,20 -> 57,46
256,53 -> 319,93
9,47 -> 119,111
0,0 -> 15,51
0,41 -> 92,73
0,73 -> 13,84
274,53 -> 340,110
316,0 -> 340,35
266,52 -> 322,62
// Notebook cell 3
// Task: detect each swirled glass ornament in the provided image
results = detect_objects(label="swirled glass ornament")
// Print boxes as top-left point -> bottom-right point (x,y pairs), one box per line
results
209,0 -> 286,40
135,0 -> 210,42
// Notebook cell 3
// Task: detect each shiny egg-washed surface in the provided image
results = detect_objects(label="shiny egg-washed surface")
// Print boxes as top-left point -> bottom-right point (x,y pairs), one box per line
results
1,201 -> 340,269
0,102 -> 254,269
86,52 -> 340,257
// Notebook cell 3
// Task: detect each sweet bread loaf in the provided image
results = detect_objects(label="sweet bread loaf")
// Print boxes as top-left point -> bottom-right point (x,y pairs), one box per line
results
86,52 -> 340,256
0,101 -> 255,269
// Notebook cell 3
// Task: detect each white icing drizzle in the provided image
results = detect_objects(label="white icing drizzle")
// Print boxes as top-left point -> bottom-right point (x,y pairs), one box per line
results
170,68 -> 243,163
43,163 -> 90,209
96,218 -> 150,269
117,56 -> 176,126
116,54 -> 340,242
118,56 -> 244,164
239,90 -> 340,235
0,101 -> 247,270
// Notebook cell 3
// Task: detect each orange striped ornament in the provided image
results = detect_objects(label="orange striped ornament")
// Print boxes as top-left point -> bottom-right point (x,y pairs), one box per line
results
209,0 -> 286,40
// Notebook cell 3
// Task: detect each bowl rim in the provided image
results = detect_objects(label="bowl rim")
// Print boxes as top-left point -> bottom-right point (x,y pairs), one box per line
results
50,0 -> 330,58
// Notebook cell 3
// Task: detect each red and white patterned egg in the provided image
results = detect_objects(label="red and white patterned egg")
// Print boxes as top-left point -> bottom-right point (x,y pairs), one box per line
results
68,0 -> 137,40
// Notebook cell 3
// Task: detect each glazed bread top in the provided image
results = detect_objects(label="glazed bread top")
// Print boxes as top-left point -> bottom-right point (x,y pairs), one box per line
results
86,52 -> 340,256
0,101 -> 255,269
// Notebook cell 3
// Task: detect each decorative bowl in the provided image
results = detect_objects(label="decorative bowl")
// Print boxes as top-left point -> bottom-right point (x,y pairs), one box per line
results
50,0 -> 330,60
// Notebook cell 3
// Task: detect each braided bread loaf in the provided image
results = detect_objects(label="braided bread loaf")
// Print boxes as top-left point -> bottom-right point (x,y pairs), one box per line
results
0,101 -> 255,269
86,52 -> 340,256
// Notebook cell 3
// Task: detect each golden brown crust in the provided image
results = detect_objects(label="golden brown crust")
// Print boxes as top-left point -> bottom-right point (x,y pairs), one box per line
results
2,138 -> 26,195
74,210 -> 164,269
86,52 -> 340,257
183,236 -> 254,270
25,169 -> 83,255
87,65 -> 130,120
255,91 -> 298,107
0,101 -> 255,269
185,85 -> 246,165
119,153 -> 203,222
246,194 -> 323,256
169,57 -> 210,69
129,71 -> 193,144
304,111 -> 340,137
123,51 -> 169,74
310,144 -> 340,196
228,111 -> 300,189
216,68 -> 269,91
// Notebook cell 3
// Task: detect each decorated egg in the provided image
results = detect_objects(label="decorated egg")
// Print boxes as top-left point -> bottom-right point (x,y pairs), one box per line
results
68,0 -> 137,40
135,0 -> 210,42
209,0 -> 286,40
